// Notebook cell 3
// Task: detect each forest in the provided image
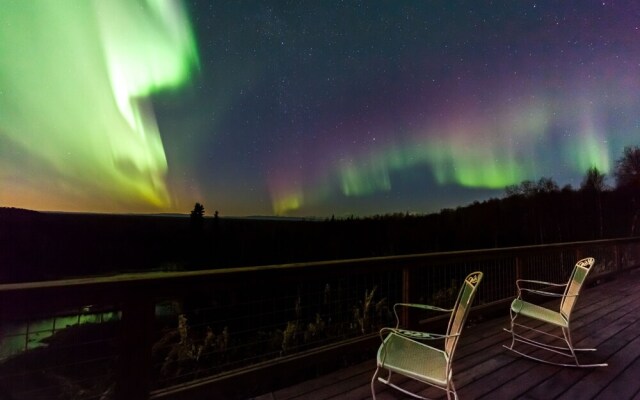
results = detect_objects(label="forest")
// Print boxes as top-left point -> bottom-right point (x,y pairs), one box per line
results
1,145 -> 639,284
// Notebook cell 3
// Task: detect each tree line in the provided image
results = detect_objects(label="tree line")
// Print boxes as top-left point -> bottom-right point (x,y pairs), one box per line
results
182,145 -> 640,266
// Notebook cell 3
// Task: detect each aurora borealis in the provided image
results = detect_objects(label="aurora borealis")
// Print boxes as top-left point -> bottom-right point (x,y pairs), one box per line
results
0,0 -> 198,211
1,1 -> 639,216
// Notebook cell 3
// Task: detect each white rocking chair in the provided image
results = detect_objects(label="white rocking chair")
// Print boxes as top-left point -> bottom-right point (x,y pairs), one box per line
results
504,257 -> 607,367
371,271 -> 483,400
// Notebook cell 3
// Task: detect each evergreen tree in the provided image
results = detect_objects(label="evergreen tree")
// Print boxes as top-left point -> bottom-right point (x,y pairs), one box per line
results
190,203 -> 205,231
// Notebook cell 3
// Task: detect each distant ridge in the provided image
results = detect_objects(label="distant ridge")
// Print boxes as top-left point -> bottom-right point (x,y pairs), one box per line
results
0,207 -> 41,217
0,208 -> 318,221
229,215 -> 316,222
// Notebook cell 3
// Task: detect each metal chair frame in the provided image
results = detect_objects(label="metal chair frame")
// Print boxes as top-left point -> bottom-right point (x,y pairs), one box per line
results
504,257 -> 607,367
371,271 -> 483,400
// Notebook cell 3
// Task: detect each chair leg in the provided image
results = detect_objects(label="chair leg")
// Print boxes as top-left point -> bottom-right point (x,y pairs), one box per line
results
374,366 -> 445,400
447,376 -> 458,400
370,366 -> 380,400
373,368 -> 406,398
562,327 -> 607,367
505,307 -> 518,349
561,327 -> 579,365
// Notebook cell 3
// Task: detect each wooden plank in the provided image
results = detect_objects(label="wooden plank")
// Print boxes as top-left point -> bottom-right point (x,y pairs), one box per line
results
529,283 -> 640,400
467,296 -> 640,399
452,280 -> 640,399
593,357 -> 640,400
264,360 -> 374,400
454,276 -> 640,397
259,273 -> 640,400
288,369 -> 373,400
560,336 -> 640,399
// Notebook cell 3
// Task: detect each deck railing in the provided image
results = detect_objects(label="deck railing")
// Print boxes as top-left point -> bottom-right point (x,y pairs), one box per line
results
1,237 -> 639,399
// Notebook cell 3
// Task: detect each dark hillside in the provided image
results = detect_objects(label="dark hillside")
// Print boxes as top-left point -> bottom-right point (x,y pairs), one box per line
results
1,184 -> 638,283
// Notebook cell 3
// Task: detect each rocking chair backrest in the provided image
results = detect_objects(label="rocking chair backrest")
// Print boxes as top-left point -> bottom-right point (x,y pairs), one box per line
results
445,271 -> 483,357
560,257 -> 595,321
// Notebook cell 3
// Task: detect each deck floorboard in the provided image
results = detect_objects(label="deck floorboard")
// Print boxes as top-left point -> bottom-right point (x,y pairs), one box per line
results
253,270 -> 640,400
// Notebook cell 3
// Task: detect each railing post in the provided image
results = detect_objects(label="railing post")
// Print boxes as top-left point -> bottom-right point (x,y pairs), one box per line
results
401,266 -> 411,328
116,293 -> 155,400
614,244 -> 622,274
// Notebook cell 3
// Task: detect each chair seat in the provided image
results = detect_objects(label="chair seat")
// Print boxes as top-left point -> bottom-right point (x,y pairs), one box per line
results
377,332 -> 448,386
511,298 -> 567,328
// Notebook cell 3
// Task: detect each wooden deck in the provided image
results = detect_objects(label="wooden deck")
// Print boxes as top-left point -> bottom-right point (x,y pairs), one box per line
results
253,269 -> 640,400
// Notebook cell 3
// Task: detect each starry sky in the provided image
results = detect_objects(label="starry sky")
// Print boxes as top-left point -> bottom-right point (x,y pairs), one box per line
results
1,1 -> 639,217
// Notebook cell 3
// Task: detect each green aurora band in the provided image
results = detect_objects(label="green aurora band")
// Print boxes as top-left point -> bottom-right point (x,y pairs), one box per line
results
345,109 -> 608,194
0,0 -> 198,211
271,99 -> 612,215
337,101 -> 552,198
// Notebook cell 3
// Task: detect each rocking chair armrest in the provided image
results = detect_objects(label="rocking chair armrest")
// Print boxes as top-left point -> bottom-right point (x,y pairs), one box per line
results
518,287 -> 567,297
392,303 -> 453,328
516,279 -> 567,289
379,326 -> 456,341
393,303 -> 452,313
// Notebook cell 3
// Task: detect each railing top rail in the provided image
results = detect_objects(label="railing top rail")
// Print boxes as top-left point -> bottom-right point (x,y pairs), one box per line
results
1,236 -> 638,294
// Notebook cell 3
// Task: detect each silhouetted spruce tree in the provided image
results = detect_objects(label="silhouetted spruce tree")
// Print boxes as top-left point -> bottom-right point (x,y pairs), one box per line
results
189,203 -> 206,266
191,202 -> 205,226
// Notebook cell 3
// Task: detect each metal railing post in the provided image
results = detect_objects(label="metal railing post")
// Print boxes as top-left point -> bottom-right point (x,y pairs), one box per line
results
614,244 -> 622,273
401,266 -> 411,328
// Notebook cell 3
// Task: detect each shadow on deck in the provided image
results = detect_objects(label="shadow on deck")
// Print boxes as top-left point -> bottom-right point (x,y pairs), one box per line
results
254,269 -> 640,400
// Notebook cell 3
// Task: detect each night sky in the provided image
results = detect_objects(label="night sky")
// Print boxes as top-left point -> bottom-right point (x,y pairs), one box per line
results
1,1 -> 639,217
